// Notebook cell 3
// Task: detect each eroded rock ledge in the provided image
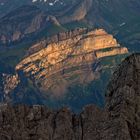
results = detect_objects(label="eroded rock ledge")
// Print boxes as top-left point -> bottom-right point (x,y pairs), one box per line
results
15,29 -> 128,92
0,54 -> 139,140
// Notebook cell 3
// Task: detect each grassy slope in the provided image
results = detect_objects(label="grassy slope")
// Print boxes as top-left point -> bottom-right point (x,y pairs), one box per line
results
0,43 -> 31,74
112,17 -> 140,52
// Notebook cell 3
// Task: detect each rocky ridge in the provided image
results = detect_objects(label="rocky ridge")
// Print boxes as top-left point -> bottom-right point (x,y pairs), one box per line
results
58,0 -> 93,23
0,53 -> 139,140
15,29 -> 128,92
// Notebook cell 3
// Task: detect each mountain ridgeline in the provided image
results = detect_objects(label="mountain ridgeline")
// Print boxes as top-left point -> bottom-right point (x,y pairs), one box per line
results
0,0 -> 140,52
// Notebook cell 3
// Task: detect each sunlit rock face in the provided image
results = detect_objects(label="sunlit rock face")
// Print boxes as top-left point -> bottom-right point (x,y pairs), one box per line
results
16,29 -> 128,96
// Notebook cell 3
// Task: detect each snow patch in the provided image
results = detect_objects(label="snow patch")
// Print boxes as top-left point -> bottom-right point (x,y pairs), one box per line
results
120,22 -> 126,27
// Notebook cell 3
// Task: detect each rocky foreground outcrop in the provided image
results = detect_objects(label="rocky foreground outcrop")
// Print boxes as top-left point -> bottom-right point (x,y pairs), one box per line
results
0,53 -> 139,140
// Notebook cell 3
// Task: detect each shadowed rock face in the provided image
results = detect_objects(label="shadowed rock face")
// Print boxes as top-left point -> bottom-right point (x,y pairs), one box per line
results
0,5 -> 62,45
105,53 -> 140,140
0,5 -> 45,44
0,53 -> 139,140
58,0 -> 93,24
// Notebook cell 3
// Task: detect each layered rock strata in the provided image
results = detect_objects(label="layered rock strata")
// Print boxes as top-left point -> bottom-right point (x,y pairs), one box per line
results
15,29 -> 128,92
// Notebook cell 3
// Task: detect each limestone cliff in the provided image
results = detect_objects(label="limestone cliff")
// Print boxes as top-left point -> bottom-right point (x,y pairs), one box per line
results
15,29 -> 128,93
0,54 -> 139,140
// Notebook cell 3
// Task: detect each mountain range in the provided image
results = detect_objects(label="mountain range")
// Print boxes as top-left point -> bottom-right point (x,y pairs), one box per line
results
0,0 -> 140,51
